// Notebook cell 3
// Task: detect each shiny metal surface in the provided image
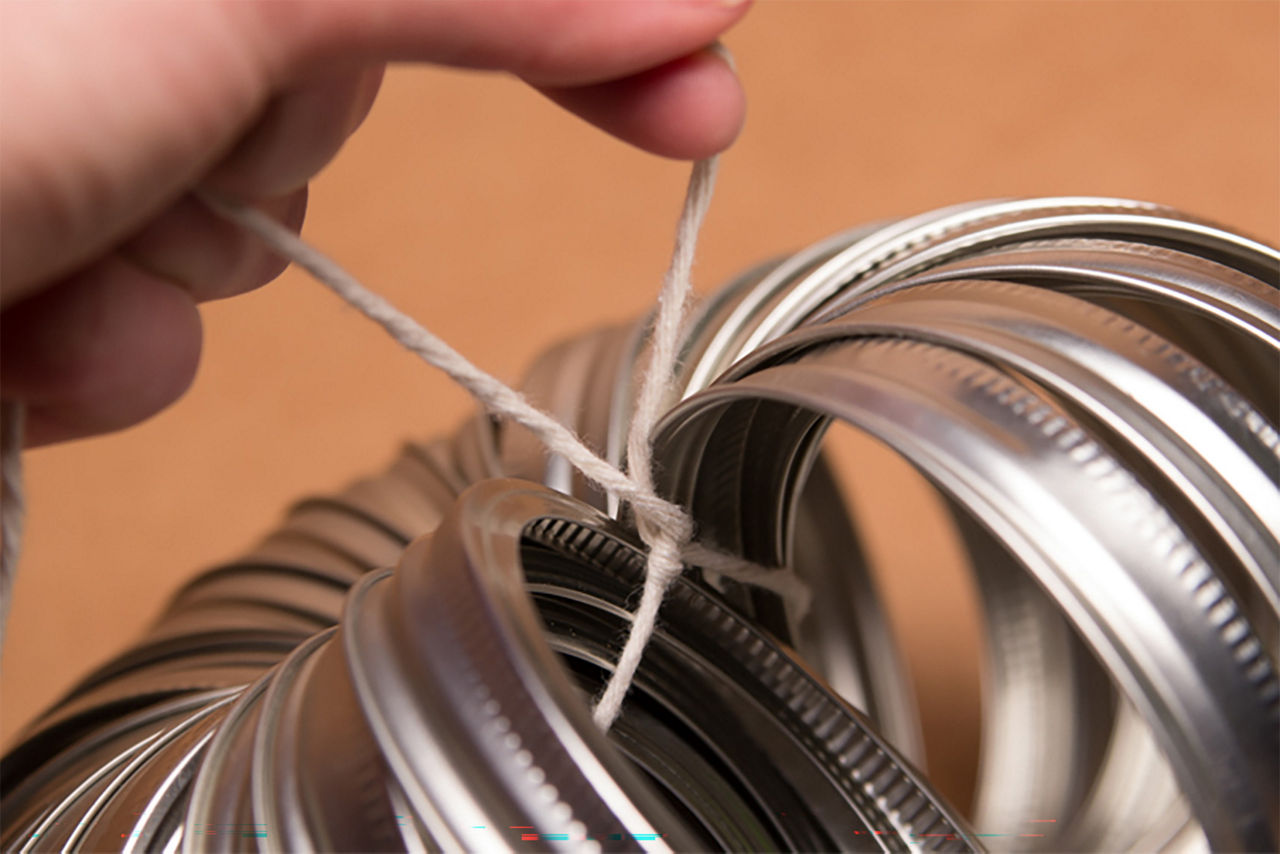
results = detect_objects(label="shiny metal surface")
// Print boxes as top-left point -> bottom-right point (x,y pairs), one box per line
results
831,238 -> 1280,415
722,279 -> 1280,630
653,335 -> 1278,850
5,197 -> 1276,852
519,505 -> 974,850
342,488 -> 699,852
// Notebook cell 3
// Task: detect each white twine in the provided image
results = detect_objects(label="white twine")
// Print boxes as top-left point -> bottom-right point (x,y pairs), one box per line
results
201,159 -> 787,731
0,157 -> 811,730
1,399 -> 24,655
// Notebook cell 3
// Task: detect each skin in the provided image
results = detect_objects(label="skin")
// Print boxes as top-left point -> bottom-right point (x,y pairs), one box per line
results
0,0 -> 750,447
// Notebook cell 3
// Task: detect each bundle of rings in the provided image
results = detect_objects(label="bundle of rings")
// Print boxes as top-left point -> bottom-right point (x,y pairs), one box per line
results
2,197 -> 1277,853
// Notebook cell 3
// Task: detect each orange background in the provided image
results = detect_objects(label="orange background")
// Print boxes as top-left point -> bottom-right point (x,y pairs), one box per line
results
3,0 -> 1277,815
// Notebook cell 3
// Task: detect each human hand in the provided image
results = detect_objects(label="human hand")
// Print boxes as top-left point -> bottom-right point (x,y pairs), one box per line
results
0,0 -> 749,447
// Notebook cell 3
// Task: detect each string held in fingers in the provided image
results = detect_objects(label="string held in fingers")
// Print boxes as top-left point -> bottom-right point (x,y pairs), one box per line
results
1,399 -> 25,653
201,155 -> 809,734
597,156 -> 719,730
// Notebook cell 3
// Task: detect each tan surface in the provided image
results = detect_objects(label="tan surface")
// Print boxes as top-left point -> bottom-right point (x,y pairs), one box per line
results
3,0 -> 1277,817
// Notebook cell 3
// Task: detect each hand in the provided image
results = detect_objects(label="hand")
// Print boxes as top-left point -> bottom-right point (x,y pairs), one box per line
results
0,0 -> 749,447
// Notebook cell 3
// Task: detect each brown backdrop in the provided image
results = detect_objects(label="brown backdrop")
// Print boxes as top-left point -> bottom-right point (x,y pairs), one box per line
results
4,0 -> 1276,817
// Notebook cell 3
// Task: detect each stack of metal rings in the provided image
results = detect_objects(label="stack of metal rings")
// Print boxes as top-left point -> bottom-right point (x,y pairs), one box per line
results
3,197 -> 1276,853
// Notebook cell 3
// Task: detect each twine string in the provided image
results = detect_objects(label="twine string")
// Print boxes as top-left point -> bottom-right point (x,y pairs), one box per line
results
202,157 -> 738,731
0,157 -> 811,731
0,399 -> 24,654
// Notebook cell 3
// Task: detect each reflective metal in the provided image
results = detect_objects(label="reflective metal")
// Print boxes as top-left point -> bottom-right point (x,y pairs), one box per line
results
5,197 -> 1276,853
653,335 -> 1278,850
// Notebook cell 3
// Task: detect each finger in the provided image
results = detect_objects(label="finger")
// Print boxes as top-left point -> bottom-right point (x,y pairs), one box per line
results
202,65 -> 384,201
0,1 -> 272,303
2,0 -> 749,299
246,1 -> 751,159
0,256 -> 202,447
118,188 -> 307,302
244,0 -> 751,88
540,48 -> 746,160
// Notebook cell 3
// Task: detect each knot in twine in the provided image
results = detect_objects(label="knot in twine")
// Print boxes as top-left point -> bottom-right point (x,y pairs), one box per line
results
0,157 -> 811,732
